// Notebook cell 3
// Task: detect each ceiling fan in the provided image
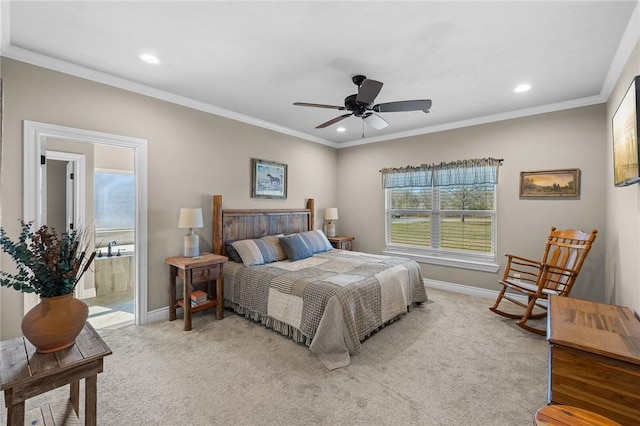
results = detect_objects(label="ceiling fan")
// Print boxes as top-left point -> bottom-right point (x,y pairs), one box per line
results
293,74 -> 432,130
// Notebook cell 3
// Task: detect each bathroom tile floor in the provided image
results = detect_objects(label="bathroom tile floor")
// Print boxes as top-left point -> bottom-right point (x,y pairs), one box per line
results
84,289 -> 135,330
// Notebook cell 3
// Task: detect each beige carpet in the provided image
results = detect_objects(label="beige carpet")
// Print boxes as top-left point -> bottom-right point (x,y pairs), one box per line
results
4,288 -> 549,425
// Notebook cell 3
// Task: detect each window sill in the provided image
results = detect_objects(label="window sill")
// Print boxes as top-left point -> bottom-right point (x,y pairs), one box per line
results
383,247 -> 500,273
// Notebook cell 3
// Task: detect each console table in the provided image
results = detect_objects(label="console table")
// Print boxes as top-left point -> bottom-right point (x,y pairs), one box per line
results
547,296 -> 640,425
0,323 -> 112,426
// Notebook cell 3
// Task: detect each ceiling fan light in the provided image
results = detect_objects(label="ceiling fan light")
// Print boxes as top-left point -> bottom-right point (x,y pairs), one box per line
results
336,127 -> 346,132
364,113 -> 389,130
514,83 -> 531,93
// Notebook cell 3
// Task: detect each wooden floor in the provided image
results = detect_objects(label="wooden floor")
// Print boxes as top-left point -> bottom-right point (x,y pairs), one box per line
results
84,289 -> 134,330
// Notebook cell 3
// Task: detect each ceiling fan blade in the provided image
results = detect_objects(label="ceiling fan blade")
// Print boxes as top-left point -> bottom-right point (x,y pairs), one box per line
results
293,102 -> 346,110
316,113 -> 353,129
363,113 -> 389,130
373,99 -> 432,113
356,79 -> 383,106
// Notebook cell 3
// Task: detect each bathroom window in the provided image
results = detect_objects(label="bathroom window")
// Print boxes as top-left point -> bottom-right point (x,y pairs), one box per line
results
94,170 -> 134,237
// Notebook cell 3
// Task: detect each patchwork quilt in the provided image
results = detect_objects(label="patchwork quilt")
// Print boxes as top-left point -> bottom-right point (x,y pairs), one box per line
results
223,249 -> 427,369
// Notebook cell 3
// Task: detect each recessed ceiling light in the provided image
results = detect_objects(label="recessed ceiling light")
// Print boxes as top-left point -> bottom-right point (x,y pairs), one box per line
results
336,127 -> 346,132
138,53 -> 160,64
514,83 -> 531,93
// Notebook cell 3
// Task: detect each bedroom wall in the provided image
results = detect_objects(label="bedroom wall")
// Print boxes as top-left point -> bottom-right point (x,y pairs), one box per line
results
336,104 -> 608,303
0,58 -> 337,339
605,39 -> 640,314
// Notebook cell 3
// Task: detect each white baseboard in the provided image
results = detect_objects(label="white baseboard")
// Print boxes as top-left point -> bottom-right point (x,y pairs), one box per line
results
147,306 -> 170,324
423,278 -> 531,305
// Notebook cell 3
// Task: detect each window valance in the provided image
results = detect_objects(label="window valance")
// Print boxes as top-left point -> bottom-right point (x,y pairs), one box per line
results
381,157 -> 503,188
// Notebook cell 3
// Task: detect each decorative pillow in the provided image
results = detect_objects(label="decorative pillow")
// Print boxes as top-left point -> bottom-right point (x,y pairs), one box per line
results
298,230 -> 333,254
279,234 -> 313,261
231,234 -> 286,266
260,234 -> 287,261
225,241 -> 243,263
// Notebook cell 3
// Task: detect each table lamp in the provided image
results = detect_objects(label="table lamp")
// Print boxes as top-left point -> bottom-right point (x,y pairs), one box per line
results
325,207 -> 338,237
178,208 -> 204,257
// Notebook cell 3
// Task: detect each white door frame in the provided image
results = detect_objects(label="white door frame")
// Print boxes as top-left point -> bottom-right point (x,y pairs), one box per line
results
46,150 -> 89,299
23,120 -> 149,325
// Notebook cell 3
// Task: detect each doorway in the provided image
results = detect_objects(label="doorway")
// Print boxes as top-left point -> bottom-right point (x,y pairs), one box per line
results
23,120 -> 149,326
47,147 -> 138,329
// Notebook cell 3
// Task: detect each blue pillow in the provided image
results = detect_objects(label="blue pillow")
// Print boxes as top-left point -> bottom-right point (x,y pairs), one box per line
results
298,230 -> 333,254
279,234 -> 313,261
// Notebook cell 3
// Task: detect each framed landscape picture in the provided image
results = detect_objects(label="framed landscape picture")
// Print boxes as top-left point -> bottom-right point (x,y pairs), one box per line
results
612,75 -> 640,187
251,158 -> 287,199
519,169 -> 580,197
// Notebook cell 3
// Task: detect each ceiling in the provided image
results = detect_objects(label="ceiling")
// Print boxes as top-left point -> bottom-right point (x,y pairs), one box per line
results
1,1 -> 639,147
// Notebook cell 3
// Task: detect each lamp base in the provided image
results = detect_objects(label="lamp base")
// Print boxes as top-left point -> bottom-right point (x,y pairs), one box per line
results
326,223 -> 336,238
183,232 -> 200,257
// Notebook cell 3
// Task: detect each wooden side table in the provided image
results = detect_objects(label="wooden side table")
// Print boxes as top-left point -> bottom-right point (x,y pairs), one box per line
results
327,235 -> 355,251
166,252 -> 228,331
0,323 -> 112,426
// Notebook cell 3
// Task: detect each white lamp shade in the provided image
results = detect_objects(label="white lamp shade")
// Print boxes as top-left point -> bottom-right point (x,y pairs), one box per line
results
324,208 -> 339,221
178,208 -> 204,228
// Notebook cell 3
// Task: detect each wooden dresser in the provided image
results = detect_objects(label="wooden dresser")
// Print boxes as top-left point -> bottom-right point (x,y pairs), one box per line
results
547,296 -> 640,425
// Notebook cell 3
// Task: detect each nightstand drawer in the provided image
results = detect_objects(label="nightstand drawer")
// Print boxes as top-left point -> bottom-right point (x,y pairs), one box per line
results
191,264 -> 221,284
178,263 -> 221,284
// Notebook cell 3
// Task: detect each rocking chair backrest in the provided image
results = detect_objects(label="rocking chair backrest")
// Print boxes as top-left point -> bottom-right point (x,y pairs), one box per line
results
540,227 -> 597,296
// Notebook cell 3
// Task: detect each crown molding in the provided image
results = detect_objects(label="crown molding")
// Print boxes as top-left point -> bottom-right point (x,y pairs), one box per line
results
2,0 -> 638,150
2,43 -> 607,151
1,45 -> 337,149
338,94 -> 606,148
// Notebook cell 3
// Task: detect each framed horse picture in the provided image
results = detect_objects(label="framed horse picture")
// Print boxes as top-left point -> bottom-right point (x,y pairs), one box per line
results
251,158 -> 287,199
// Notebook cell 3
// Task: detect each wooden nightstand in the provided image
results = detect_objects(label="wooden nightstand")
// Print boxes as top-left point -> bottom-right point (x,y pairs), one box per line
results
327,235 -> 355,251
166,252 -> 228,331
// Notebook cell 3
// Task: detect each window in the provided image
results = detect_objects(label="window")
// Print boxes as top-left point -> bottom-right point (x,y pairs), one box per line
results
382,158 -> 501,272
94,170 -> 135,246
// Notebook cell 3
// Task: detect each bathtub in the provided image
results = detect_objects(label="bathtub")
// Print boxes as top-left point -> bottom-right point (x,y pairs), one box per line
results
94,245 -> 135,296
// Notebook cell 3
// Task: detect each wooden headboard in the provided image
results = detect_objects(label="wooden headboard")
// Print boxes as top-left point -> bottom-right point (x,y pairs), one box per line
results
212,195 -> 314,256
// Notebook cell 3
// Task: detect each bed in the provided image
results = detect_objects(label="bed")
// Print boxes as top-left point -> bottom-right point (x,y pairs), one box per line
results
212,195 -> 428,369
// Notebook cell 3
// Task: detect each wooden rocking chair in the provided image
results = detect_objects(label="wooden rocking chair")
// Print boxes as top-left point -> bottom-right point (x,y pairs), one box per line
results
489,227 -> 597,335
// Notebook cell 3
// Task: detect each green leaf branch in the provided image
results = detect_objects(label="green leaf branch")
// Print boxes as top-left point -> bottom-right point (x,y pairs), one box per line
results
0,221 -> 96,297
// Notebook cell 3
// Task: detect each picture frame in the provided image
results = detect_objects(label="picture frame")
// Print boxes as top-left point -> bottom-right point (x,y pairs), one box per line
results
612,75 -> 640,187
251,158 -> 287,199
519,169 -> 580,197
